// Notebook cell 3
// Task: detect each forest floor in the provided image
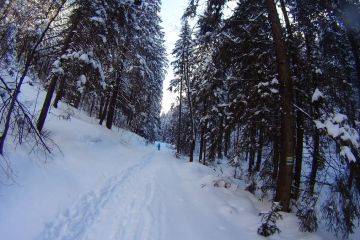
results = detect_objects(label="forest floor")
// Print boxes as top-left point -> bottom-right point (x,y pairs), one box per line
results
0,82 -> 343,240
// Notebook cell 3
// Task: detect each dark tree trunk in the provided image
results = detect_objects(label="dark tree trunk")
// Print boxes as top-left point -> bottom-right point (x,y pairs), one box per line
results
217,117 -> 223,159
199,126 -> 204,162
89,97 -> 95,117
99,96 -> 109,125
293,109 -> 304,199
98,96 -> 105,119
177,80 -> 183,154
255,125 -> 264,172
224,127 -> 230,158
37,75 -> 58,132
272,134 -> 280,181
248,126 -> 256,173
309,129 -> 320,195
309,101 -> 320,195
106,79 -> 120,129
266,0 -> 295,212
53,74 -> 66,108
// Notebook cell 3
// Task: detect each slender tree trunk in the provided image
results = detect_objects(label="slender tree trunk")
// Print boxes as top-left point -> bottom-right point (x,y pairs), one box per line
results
224,127 -> 230,158
106,79 -> 120,129
37,75 -> 59,132
272,134 -> 280,180
309,129 -> 320,195
99,96 -> 109,125
309,101 -> 320,195
177,80 -> 183,154
266,0 -> 295,211
98,96 -> 105,119
217,117 -> 223,159
199,126 -> 204,162
248,126 -> 256,173
293,109 -> 304,199
89,97 -> 95,117
184,51 -> 195,162
202,137 -> 207,165
53,74 -> 66,108
255,125 -> 264,172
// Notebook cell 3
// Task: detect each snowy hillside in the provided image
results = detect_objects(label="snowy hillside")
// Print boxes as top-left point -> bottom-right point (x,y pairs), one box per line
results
0,82 -> 335,240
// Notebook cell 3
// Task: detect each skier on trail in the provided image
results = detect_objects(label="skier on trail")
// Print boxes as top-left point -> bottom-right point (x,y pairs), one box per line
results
157,143 -> 160,151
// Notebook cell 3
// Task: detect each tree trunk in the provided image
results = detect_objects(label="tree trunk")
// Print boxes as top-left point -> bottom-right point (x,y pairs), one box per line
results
199,126 -> 204,162
272,134 -> 280,180
309,129 -> 320,195
217,117 -> 223,159
89,97 -> 95,117
106,80 -> 119,129
266,0 -> 295,212
293,109 -> 304,199
255,125 -> 264,172
177,80 -> 183,154
98,96 -> 105,119
53,74 -> 66,108
248,126 -> 256,173
309,101 -> 320,195
37,75 -> 59,132
202,137 -> 207,165
224,127 -> 230,158
99,96 -> 109,125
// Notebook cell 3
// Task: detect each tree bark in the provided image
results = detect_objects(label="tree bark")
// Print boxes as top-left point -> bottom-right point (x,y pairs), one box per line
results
266,0 -> 295,211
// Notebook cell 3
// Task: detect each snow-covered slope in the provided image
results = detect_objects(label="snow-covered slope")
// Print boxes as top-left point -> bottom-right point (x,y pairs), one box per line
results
0,83 -> 330,239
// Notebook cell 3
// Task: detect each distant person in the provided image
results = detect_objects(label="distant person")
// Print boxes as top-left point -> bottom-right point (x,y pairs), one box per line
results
157,143 -> 160,151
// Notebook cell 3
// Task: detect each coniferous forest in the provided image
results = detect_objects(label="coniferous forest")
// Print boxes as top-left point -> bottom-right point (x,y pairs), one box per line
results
1,0 -> 360,239
161,0 -> 360,238
0,0 -> 166,147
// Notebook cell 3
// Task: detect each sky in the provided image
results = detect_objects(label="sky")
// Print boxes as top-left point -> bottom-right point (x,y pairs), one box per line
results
159,0 -> 187,114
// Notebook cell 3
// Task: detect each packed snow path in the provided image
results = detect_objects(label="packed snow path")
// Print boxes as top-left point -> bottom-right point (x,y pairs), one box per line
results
35,146 -> 263,240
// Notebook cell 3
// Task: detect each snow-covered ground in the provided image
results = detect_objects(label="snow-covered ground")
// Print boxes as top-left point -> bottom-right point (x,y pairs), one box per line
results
0,83 -> 337,239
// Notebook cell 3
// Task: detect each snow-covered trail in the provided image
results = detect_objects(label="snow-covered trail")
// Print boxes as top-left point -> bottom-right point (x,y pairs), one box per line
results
35,146 -> 259,240
38,152 -> 159,240
31,144 -> 320,240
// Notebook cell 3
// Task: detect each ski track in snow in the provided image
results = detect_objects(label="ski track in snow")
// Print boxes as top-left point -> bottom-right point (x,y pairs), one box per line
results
38,152 -> 163,240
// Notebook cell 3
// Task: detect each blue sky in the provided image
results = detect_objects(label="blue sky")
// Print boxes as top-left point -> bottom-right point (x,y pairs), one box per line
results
160,0 -> 187,114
